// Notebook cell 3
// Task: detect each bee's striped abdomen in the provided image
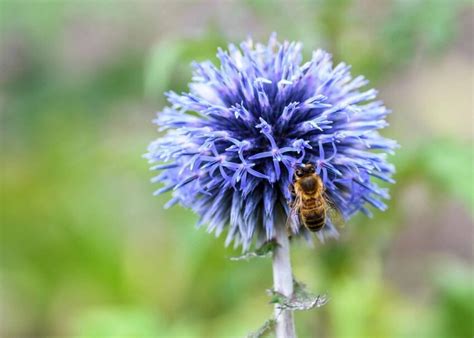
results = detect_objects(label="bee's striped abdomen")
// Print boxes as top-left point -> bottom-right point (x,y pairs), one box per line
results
301,197 -> 326,232
303,213 -> 325,231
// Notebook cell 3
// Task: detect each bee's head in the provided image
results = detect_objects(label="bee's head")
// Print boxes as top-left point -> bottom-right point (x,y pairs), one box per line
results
294,163 -> 316,178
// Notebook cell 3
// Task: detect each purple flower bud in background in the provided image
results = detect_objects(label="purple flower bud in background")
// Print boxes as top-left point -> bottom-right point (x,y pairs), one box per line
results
146,34 -> 397,250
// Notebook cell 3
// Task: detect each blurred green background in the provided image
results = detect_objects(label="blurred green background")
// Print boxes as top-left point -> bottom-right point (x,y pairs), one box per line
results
1,0 -> 473,337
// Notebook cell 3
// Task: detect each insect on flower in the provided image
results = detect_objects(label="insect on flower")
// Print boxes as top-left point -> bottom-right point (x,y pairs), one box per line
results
145,34 -> 397,251
287,163 -> 344,236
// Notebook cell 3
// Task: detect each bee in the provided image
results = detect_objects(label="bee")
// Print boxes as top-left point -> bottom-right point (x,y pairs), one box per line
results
287,163 -> 342,233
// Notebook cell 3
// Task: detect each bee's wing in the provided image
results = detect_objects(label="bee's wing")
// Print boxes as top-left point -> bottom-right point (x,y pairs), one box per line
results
324,193 -> 345,228
285,195 -> 302,234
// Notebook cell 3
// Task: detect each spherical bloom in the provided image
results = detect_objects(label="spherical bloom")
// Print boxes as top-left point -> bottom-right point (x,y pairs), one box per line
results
146,34 -> 397,250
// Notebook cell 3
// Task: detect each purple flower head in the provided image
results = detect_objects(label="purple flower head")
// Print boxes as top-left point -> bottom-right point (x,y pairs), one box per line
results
146,34 -> 397,250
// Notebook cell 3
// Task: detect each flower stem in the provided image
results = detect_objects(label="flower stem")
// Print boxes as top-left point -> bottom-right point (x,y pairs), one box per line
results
272,224 -> 296,338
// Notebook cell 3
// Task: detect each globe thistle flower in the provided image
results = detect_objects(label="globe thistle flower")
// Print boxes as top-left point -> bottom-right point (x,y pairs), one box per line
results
146,34 -> 396,251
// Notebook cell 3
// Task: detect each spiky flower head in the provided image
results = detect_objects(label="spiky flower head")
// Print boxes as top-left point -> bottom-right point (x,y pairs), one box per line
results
146,34 -> 396,250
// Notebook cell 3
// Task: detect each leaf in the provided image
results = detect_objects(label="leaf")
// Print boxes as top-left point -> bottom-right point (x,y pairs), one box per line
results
268,280 -> 329,311
229,240 -> 277,261
247,318 -> 276,338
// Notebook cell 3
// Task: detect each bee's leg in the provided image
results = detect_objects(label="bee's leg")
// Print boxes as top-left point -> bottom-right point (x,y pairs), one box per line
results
286,214 -> 298,239
286,211 -> 302,239
288,183 -> 296,196
298,214 -> 305,233
287,184 -> 296,207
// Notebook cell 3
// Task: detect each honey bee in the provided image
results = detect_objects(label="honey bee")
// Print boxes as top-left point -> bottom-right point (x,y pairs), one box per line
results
287,163 -> 342,233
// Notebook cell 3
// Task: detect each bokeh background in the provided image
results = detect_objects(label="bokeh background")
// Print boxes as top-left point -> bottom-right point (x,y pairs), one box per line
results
1,0 -> 473,337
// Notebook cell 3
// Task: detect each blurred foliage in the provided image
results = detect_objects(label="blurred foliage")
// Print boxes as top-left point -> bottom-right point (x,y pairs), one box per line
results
432,261 -> 474,338
74,308 -> 164,338
1,0 -> 473,337
396,139 -> 474,213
